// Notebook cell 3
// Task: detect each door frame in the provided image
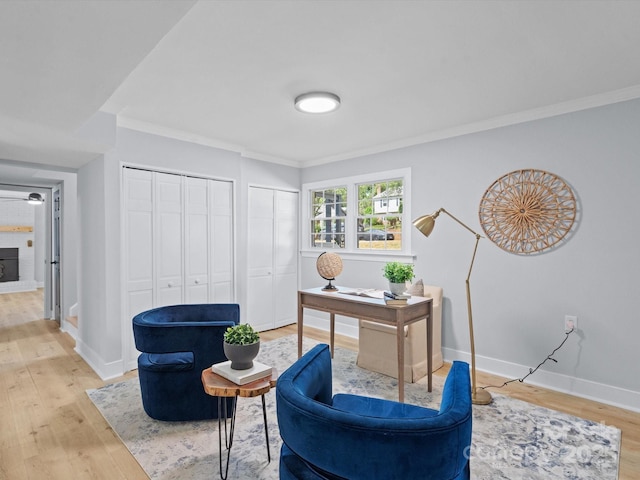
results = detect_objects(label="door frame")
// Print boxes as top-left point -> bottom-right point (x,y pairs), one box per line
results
120,163 -> 238,373
0,183 -> 56,320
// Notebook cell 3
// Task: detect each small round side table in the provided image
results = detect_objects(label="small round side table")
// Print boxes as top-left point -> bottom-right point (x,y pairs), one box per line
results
201,367 -> 278,480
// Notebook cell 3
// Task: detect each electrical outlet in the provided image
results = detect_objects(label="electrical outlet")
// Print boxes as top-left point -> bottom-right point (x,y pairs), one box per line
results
565,315 -> 578,332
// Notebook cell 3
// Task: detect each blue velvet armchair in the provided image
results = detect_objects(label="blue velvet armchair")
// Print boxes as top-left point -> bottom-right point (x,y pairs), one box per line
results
276,344 -> 472,480
132,303 -> 240,421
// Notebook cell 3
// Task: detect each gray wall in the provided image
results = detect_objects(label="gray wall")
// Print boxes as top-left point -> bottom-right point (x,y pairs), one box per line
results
301,99 -> 640,409
73,99 -> 639,410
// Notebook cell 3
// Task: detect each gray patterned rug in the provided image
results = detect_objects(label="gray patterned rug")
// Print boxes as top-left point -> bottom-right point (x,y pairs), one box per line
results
87,335 -> 620,479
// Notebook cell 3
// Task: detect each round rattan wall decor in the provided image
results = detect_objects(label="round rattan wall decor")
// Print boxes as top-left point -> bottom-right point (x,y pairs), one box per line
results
478,169 -> 576,255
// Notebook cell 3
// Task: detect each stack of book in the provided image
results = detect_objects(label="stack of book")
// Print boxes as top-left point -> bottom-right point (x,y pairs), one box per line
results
212,360 -> 272,385
383,291 -> 411,305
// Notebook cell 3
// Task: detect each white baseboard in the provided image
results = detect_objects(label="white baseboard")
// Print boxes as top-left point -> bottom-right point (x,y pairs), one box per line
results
303,312 -> 359,339
0,280 -> 38,293
75,338 -> 125,381
443,347 -> 640,414
60,319 -> 77,340
302,313 -> 640,413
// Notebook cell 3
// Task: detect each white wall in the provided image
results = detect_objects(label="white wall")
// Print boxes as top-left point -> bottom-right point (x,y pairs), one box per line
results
75,127 -> 300,379
301,98 -> 640,410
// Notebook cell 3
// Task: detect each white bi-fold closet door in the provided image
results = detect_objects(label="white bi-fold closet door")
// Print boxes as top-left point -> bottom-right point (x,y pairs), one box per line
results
247,186 -> 298,332
123,167 -> 234,370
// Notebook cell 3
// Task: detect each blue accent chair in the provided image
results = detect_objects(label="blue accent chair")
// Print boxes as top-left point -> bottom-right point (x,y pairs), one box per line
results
132,303 -> 240,421
276,344 -> 472,480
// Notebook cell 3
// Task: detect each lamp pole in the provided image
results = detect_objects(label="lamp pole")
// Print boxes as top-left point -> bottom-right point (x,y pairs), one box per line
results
413,208 -> 492,405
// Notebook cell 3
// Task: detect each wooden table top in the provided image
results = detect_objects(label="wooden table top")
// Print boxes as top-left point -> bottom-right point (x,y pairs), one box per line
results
201,367 -> 278,398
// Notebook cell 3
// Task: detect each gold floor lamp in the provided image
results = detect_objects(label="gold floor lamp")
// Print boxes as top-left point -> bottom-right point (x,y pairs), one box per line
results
413,208 -> 492,405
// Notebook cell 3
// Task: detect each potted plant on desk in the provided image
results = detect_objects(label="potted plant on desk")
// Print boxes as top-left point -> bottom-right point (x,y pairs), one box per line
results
383,262 -> 415,295
223,323 -> 260,370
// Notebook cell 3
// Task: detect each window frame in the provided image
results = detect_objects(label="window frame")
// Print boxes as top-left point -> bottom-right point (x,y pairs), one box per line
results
301,168 -> 413,261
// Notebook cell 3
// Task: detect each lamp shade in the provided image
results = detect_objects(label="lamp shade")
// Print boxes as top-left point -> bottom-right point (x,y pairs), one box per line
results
413,214 -> 437,237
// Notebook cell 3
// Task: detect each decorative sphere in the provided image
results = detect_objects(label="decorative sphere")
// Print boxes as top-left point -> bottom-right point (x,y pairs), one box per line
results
316,252 -> 343,280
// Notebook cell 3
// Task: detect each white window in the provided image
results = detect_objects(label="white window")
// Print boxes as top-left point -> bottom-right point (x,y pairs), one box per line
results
303,168 -> 411,256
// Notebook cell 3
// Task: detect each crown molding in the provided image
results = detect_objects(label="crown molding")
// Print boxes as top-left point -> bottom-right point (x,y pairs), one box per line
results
300,85 -> 640,168
114,85 -> 640,170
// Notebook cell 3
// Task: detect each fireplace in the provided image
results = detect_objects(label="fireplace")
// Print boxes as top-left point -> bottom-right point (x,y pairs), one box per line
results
0,248 -> 18,282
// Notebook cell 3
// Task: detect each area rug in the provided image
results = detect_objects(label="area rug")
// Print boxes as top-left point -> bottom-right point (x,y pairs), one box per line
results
87,335 -> 620,479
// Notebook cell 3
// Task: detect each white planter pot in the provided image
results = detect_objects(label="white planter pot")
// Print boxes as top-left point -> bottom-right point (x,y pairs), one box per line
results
388,282 -> 407,295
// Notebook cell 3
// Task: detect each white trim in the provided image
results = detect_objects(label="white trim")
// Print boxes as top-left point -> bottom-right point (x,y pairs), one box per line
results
75,337 -> 124,381
300,319 -> 640,413
118,87 -> 640,170
443,346 -> 640,414
299,85 -> 640,168
116,117 -> 300,168
300,249 -> 415,263
120,161 -> 237,185
119,163 -> 239,374
59,318 -> 77,340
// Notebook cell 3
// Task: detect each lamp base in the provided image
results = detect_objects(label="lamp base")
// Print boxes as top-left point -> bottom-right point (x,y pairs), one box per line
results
472,388 -> 492,405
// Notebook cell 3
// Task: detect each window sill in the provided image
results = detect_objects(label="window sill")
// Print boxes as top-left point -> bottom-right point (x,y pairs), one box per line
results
300,249 -> 415,262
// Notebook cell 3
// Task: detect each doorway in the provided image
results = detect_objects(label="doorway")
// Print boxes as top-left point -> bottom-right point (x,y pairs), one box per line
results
0,185 -> 58,323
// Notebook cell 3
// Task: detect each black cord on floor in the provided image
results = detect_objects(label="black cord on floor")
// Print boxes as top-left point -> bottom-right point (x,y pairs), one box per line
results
479,327 -> 575,391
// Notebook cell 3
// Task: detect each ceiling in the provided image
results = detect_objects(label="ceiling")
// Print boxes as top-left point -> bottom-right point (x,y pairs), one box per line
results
2,0 -> 640,174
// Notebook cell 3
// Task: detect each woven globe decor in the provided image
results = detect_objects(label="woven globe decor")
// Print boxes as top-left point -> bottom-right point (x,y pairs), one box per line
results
316,252 -> 343,291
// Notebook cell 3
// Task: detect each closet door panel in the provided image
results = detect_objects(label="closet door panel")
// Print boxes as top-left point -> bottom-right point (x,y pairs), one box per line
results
247,187 -> 298,331
210,180 -> 233,301
274,271 -> 297,328
125,169 -> 154,295
248,188 -> 274,278
124,168 -> 154,367
274,190 -> 298,275
155,172 -> 183,307
123,168 -> 236,373
247,187 -> 274,330
274,190 -> 298,327
185,177 -> 209,303
247,212 -> 274,330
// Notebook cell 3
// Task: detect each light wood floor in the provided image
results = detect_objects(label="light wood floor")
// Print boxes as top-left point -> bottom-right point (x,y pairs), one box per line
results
1,290 -> 638,479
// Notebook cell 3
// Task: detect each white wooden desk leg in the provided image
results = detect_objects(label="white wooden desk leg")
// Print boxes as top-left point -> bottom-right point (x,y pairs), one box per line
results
397,319 -> 405,403
330,313 -> 335,358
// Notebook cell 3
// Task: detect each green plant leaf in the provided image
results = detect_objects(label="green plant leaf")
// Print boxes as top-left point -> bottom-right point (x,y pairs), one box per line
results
224,323 -> 260,345
382,262 -> 415,283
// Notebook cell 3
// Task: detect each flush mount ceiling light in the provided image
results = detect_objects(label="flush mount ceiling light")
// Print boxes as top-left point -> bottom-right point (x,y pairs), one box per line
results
294,92 -> 341,114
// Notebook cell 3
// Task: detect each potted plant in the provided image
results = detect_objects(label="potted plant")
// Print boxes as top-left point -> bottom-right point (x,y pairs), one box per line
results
223,323 -> 261,370
383,262 -> 415,295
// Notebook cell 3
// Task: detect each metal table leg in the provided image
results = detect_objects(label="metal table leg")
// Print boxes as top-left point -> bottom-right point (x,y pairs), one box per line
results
261,394 -> 271,462
218,396 -> 237,480
216,394 -> 271,480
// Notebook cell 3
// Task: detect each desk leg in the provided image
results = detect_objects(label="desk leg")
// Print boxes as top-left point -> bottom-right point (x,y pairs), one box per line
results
329,312 -> 335,358
397,319 -> 405,403
298,300 -> 303,358
427,304 -> 433,393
